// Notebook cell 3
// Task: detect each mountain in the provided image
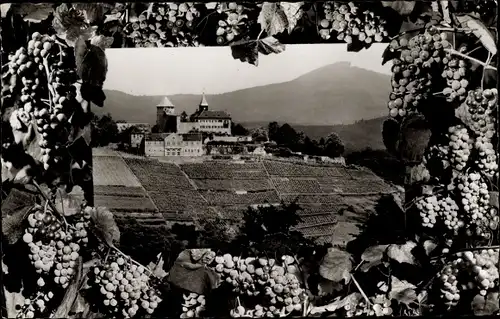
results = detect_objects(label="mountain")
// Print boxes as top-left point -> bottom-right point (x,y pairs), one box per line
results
97,62 -> 391,126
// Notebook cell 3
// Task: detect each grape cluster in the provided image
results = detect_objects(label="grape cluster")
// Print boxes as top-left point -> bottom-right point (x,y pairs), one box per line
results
5,32 -> 82,172
456,172 -> 494,238
387,27 -> 451,117
90,255 -> 162,318
24,204 -> 90,286
16,291 -> 55,319
437,262 -> 461,307
216,2 -> 249,45
466,88 -> 498,179
415,195 -> 463,232
212,254 -> 306,317
319,2 -> 389,44
437,248 -> 499,307
124,3 -> 201,47
181,293 -> 206,318
447,125 -> 473,171
441,49 -> 469,103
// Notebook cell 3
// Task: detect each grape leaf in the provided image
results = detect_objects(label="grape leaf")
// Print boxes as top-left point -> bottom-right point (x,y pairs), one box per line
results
258,36 -> 286,55
397,114 -> 432,163
386,241 -> 417,265
3,285 -> 25,319
2,188 -> 36,244
75,37 -> 108,87
147,255 -> 168,279
309,293 -> 362,314
231,40 -> 259,66
258,3 -> 288,37
423,240 -> 438,255
89,206 -> 120,246
347,41 -> 367,52
381,1 -> 416,16
381,44 -> 400,65
73,3 -> 112,24
90,35 -> 114,50
280,2 -> 303,33
389,276 -> 417,305
456,15 -> 497,56
362,245 -> 389,262
319,247 -> 352,283
472,292 -> 499,315
10,3 -> 54,22
55,188 -> 83,217
1,4 -> 11,18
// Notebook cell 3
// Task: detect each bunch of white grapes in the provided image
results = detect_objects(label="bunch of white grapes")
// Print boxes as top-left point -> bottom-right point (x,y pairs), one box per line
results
90,255 -> 161,318
16,291 -> 55,319
319,2 -> 389,44
438,248 -> 499,307
475,135 -> 498,179
456,172 -> 493,238
181,293 -> 206,318
212,254 -> 306,317
415,195 -> 463,232
447,125 -> 473,171
441,49 -> 469,103
215,2 -> 249,45
124,2 -> 202,47
5,32 -> 82,172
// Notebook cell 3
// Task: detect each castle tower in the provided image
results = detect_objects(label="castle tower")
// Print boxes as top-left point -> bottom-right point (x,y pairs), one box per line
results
198,93 -> 209,112
156,96 -> 177,132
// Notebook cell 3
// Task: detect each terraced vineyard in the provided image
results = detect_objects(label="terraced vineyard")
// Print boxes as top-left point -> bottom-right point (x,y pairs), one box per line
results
93,152 -> 399,246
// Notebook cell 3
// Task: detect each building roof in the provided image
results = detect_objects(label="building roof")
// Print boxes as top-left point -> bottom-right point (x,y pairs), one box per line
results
199,94 -> 208,106
157,96 -> 175,107
145,133 -> 170,141
196,110 -> 231,119
182,133 -> 203,141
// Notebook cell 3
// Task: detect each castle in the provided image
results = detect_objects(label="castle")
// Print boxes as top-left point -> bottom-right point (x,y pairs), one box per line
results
139,94 -> 234,157
156,94 -> 232,135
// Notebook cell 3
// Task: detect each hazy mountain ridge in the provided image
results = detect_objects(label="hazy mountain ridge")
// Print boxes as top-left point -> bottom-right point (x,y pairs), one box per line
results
98,62 -> 391,126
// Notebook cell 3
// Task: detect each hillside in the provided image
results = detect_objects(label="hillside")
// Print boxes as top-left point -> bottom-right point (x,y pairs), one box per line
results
97,62 -> 391,126
92,149 -> 401,247
243,117 -> 387,153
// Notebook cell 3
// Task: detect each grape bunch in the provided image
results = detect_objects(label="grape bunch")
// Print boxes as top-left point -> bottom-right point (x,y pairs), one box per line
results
457,249 -> 499,295
441,49 -> 469,103
212,254 -> 306,317
466,88 -> 498,179
215,2 -> 249,45
181,293 -> 206,318
89,255 -> 162,318
16,291 -> 55,319
437,262 -> 461,307
319,2 -> 389,44
386,27 -> 451,117
5,32 -> 83,174
415,195 -> 463,232
437,248 -> 499,308
447,125 -> 473,171
124,3 -> 202,47
456,172 -> 494,238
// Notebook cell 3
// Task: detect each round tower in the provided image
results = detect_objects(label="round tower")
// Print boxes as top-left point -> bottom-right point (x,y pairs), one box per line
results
156,96 -> 177,132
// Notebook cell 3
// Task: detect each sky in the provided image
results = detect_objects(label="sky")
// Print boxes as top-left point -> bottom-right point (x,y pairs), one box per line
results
103,44 -> 392,96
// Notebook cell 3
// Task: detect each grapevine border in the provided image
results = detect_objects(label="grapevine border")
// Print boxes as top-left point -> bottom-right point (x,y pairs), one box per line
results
1,1 -> 499,319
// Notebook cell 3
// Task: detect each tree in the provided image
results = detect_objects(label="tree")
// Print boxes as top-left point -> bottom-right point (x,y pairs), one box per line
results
91,113 -> 119,147
231,122 -> 249,136
251,127 -> 268,142
180,111 -> 188,122
275,123 -> 299,146
151,124 -> 159,133
268,121 -> 279,142
323,132 -> 345,158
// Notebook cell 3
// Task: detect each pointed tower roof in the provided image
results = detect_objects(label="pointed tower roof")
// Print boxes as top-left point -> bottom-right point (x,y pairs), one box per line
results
157,96 -> 174,107
199,93 -> 208,106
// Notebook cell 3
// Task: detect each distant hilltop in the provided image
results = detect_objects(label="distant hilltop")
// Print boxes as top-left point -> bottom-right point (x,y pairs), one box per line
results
98,62 -> 391,126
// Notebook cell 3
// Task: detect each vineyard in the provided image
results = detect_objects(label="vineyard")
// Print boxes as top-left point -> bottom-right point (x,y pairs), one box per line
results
1,1 -> 498,319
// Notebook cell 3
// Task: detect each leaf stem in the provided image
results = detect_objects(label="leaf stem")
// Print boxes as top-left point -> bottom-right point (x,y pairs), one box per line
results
445,48 -> 497,71
351,274 -> 372,306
